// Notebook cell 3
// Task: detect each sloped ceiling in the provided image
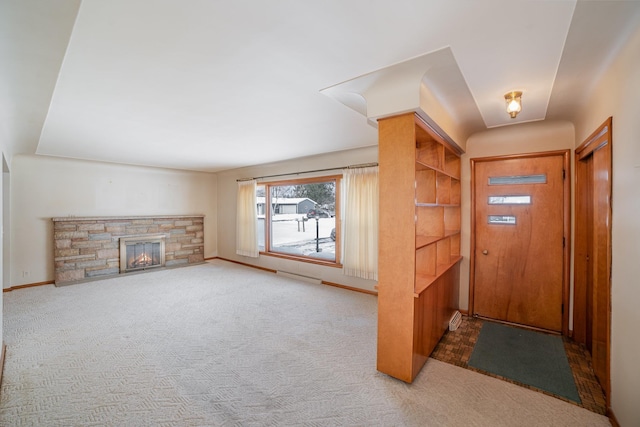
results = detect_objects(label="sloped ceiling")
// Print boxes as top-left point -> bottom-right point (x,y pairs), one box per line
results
2,0 -> 640,172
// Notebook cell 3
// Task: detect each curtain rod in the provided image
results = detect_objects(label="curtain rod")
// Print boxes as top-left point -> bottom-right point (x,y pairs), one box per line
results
236,162 -> 378,182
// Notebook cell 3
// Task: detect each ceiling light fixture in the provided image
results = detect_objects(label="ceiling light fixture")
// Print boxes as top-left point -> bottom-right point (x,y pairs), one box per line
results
504,91 -> 523,119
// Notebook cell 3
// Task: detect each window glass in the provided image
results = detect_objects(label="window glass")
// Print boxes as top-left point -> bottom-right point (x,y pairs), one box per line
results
259,177 -> 339,264
488,215 -> 517,225
488,174 -> 546,185
488,195 -> 531,205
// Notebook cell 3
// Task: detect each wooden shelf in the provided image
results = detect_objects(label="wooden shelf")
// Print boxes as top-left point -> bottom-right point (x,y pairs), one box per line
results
415,168 -> 436,204
416,235 -> 442,249
416,206 -> 444,237
415,231 -> 460,249
444,149 -> 461,179
415,160 -> 459,179
436,172 -> 451,204
444,229 -> 460,238
377,112 -> 463,384
444,207 -> 461,231
450,179 -> 461,205
414,256 -> 463,296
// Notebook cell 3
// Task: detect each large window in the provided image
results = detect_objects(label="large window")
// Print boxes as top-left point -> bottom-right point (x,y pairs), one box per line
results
258,176 -> 340,265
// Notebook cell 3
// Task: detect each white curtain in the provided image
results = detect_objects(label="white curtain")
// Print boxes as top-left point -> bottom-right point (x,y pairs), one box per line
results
343,166 -> 378,280
236,179 -> 259,258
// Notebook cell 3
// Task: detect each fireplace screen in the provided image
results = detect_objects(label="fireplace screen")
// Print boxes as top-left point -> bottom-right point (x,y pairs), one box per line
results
120,235 -> 166,273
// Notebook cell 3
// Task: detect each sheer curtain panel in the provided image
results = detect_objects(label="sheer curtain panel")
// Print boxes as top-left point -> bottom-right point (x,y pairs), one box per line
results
343,166 -> 378,280
236,179 -> 259,258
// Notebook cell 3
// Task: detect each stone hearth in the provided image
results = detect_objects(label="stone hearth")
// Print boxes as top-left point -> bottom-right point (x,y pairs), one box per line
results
53,215 -> 204,286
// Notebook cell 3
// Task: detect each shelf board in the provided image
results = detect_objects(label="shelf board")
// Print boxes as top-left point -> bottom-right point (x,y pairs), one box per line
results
415,160 -> 460,180
415,231 -> 460,249
444,229 -> 461,238
414,256 -> 463,296
416,235 -> 441,249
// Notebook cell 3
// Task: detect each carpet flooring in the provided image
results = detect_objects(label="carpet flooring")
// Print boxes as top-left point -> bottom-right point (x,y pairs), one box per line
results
1,260 -> 611,426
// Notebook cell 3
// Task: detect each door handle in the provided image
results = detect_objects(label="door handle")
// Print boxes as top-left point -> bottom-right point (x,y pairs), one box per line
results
482,250 -> 489,255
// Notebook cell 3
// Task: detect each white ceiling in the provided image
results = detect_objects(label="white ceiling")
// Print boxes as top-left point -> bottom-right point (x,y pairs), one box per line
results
2,0 -> 640,172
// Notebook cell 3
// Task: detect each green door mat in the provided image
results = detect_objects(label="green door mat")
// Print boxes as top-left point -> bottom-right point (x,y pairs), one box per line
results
468,321 -> 581,403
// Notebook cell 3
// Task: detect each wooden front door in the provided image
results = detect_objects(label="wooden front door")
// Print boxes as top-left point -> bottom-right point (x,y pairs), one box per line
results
471,152 -> 569,332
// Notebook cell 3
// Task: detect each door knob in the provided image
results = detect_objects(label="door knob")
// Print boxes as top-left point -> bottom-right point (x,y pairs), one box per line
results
482,250 -> 489,255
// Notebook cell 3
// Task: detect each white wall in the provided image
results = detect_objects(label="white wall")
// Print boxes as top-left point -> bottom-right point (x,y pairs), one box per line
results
3,162 -> 9,288
217,146 -> 378,293
11,155 -> 217,287
0,153 -> 5,348
459,120 -> 575,312
572,23 -> 640,427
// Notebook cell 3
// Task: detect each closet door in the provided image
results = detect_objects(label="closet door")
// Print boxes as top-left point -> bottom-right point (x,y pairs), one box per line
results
574,118 -> 612,406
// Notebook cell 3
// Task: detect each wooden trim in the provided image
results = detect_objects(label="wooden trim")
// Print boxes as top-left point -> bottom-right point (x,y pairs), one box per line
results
321,280 -> 377,296
561,149 -> 571,337
576,117 -> 612,159
0,343 -> 5,391
259,251 -> 343,268
214,257 -> 278,274
469,150 -> 571,335
3,280 -> 54,293
468,157 -> 477,315
471,149 -> 570,163
606,408 -> 620,427
334,178 -> 342,265
260,175 -> 342,267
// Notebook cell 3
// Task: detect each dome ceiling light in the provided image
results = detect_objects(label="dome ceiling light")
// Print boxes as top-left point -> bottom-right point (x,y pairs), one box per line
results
505,91 -> 523,119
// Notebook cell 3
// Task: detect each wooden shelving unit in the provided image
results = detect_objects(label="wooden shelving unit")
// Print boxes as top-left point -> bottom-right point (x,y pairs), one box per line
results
377,112 -> 463,383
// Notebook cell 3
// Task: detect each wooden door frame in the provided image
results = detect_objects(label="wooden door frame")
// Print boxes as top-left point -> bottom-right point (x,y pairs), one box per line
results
573,117 -> 612,406
469,150 -> 571,335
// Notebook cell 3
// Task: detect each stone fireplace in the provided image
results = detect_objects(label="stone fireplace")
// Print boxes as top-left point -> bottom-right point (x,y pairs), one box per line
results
53,215 -> 204,286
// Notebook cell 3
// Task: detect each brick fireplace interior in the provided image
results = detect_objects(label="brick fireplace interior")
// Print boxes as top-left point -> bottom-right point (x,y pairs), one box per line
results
53,215 -> 204,286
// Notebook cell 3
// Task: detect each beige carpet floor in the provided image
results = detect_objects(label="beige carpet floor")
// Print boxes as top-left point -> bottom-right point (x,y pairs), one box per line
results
1,259 -> 610,426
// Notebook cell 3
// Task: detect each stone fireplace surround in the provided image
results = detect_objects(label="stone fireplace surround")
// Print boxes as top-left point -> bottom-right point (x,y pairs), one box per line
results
53,215 -> 204,286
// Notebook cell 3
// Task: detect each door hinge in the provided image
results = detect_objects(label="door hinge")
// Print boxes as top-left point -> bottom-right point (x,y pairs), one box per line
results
563,169 -> 566,179
563,237 -> 566,248
562,303 -> 564,314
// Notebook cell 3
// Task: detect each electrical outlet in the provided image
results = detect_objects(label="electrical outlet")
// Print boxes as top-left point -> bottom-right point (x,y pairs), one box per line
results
22,271 -> 29,278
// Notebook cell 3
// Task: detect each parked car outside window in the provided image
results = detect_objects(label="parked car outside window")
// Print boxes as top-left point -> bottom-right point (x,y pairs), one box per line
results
307,209 -> 330,218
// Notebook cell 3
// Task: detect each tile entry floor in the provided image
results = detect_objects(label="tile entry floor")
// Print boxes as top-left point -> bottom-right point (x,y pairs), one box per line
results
430,316 -> 607,415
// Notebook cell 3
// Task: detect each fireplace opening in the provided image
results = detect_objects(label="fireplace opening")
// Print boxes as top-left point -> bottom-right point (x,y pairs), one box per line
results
120,235 -> 166,273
